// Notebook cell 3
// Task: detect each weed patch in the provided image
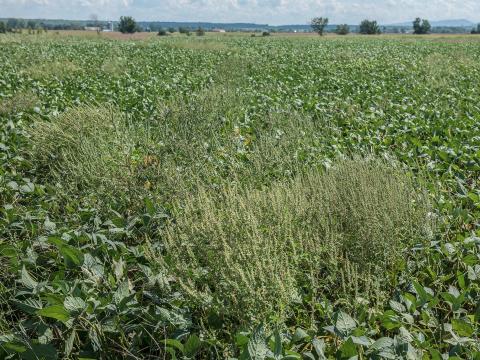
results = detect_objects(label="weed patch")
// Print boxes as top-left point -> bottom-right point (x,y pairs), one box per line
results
164,159 -> 432,323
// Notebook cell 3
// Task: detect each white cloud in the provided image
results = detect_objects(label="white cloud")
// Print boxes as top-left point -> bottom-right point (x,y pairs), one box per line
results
0,0 -> 479,25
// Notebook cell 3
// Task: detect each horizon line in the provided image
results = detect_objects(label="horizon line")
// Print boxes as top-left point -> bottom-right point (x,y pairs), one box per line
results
0,16 -> 478,27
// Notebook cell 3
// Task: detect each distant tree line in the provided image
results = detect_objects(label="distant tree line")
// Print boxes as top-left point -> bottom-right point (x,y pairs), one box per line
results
1,16 -> 478,36
0,18 -> 49,33
311,18 -> 381,35
308,17 -> 476,36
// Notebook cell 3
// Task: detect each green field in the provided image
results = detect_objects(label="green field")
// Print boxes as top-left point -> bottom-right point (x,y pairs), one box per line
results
1,33 -> 480,359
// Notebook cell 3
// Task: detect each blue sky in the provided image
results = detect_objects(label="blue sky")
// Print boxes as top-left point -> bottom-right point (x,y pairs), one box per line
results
0,0 -> 478,25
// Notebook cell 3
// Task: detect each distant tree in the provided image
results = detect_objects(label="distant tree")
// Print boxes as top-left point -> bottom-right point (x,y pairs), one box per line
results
158,28 -> 167,36
0,22 -> 6,34
359,19 -> 381,34
6,18 -> 18,32
472,24 -> 480,34
16,19 -> 25,30
27,20 -> 37,30
168,27 -> 176,33
179,27 -> 190,35
335,24 -> 350,35
422,19 -> 431,34
196,27 -> 205,36
413,18 -> 431,34
311,17 -> 329,36
118,16 -> 137,34
262,31 -> 270,36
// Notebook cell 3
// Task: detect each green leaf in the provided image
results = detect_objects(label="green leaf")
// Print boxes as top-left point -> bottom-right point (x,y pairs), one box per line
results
144,197 -> 156,216
13,298 -> 43,315
43,217 -> 56,232
475,303 -> 480,323
21,343 -> 58,360
338,337 -> 357,358
59,245 -> 84,267
184,335 -> 202,358
451,319 -> 474,337
113,281 -> 131,305
369,337 -> 394,351
351,336 -> 370,346
48,236 -> 84,267
64,330 -> 76,357
335,311 -> 356,337
245,325 -> 271,360
64,296 -> 86,314
3,342 -> 27,353
272,330 -> 282,358
164,339 -> 184,353
412,281 -> 429,303
291,328 -> 309,343
21,266 -> 38,290
368,337 -> 395,359
429,348 -> 442,360
37,305 -> 70,323
389,300 -> 406,313
381,310 -> 401,330
235,333 -> 250,347
312,338 -> 326,360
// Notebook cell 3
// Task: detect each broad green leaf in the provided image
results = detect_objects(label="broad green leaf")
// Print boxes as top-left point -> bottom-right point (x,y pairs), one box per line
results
64,296 -> 86,313
245,325 -> 271,360
2,342 -> 27,353
21,266 -> 38,290
451,319 -> 474,337
338,337 -> 357,358
291,328 -> 309,343
37,305 -> 70,323
48,236 -> 84,267
184,335 -> 202,358
58,245 -> 84,267
164,339 -> 184,353
335,311 -> 356,337
312,338 -> 326,360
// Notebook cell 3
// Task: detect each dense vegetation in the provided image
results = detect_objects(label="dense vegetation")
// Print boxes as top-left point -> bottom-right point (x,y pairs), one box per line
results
0,33 -> 480,359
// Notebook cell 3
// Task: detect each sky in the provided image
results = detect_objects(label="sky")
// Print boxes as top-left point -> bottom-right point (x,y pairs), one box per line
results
0,0 -> 479,25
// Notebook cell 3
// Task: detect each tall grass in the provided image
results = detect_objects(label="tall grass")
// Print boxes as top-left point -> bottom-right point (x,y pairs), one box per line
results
27,58 -> 320,211
28,106 -> 157,210
162,159 -> 432,323
0,91 -> 38,115
25,60 -> 81,80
